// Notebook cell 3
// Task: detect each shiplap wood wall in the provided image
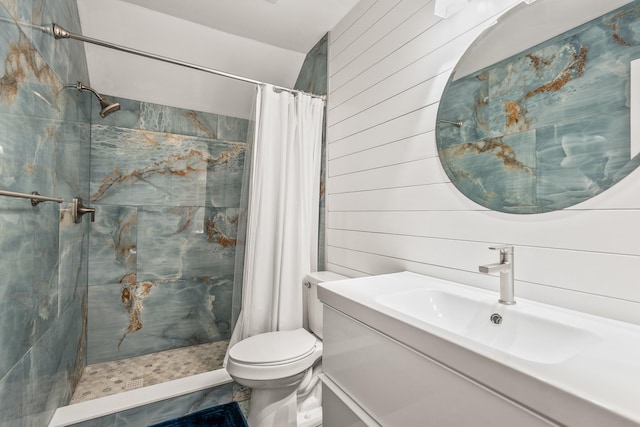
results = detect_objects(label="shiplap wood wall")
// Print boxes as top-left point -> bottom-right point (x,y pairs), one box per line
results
325,0 -> 640,324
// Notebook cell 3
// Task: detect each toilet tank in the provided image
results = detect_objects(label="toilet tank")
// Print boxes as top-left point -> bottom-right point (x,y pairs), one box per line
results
304,271 -> 348,339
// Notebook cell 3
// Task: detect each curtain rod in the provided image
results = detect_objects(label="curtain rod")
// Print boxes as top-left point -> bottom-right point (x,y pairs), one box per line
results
49,24 -> 326,101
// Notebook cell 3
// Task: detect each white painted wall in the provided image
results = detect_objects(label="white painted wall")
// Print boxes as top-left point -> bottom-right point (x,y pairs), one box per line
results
325,0 -> 640,324
77,0 -> 306,119
120,0 -> 360,54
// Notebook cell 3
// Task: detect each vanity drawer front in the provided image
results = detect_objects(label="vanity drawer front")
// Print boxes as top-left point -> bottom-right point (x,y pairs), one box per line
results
321,374 -> 381,427
323,306 -> 558,427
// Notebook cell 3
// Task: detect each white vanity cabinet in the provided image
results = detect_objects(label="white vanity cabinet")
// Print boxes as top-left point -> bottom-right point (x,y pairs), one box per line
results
321,306 -> 557,427
318,272 -> 640,427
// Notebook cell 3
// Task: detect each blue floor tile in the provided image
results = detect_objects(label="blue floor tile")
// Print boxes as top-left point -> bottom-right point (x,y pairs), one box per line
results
149,402 -> 248,427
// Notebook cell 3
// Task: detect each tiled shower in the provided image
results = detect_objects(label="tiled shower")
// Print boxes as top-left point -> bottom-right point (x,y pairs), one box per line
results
70,95 -> 249,405
85,96 -> 247,365
0,6 -> 250,420
0,0 -> 328,423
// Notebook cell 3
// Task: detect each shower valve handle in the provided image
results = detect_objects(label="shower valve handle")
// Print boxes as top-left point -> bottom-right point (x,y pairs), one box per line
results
72,197 -> 96,223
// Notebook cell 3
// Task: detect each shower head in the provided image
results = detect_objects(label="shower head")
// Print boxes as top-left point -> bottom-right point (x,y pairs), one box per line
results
98,98 -> 121,118
73,81 -> 120,118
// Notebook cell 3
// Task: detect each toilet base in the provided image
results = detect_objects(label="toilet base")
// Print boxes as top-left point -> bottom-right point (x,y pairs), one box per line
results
247,386 -> 299,427
297,406 -> 321,427
296,365 -> 323,427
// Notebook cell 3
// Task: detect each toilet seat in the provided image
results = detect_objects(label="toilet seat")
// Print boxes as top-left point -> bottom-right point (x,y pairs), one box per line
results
227,329 -> 322,381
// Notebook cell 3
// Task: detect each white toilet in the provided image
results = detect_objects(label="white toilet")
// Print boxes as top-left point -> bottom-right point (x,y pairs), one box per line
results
227,271 -> 347,427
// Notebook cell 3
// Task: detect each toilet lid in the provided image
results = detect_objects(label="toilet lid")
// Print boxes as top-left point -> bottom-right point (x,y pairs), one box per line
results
229,329 -> 317,365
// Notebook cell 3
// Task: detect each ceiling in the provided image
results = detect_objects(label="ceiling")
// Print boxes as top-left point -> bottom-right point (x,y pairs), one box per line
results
76,0 -> 358,119
120,0 -> 360,53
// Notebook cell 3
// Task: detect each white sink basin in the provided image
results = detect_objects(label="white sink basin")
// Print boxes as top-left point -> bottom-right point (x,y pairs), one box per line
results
375,287 -> 601,364
375,288 -> 484,335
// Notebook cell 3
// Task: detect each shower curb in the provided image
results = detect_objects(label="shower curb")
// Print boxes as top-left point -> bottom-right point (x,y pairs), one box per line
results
48,369 -> 233,427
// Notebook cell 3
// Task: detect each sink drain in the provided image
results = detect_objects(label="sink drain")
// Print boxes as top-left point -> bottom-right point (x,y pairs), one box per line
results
490,313 -> 503,325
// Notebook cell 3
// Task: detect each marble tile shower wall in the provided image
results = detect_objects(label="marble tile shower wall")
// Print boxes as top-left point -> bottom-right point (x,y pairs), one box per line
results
87,96 -> 248,364
0,0 -> 91,426
294,34 -> 328,268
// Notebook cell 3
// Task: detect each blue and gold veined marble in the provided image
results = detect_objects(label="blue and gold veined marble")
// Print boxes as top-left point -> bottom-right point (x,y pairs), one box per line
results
437,2 -> 640,213
0,0 -> 90,425
136,207 -> 238,281
88,95 -> 248,363
295,34 -> 328,267
294,34 -> 327,96
88,275 -> 233,364
90,125 -> 211,206
0,0 -> 90,90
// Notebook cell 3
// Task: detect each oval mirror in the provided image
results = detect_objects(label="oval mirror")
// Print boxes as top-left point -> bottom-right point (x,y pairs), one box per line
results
436,0 -> 640,213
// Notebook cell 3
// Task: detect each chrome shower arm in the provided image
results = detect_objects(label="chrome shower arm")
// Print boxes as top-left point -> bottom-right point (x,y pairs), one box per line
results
74,81 -> 104,102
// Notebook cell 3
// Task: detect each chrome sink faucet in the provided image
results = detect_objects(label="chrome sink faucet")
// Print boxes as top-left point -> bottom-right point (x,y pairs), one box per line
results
479,245 -> 515,305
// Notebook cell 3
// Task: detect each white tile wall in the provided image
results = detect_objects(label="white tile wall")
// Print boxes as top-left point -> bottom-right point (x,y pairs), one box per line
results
326,0 -> 640,324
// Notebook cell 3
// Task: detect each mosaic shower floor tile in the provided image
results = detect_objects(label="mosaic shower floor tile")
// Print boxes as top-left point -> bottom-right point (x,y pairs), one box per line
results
71,341 -> 229,403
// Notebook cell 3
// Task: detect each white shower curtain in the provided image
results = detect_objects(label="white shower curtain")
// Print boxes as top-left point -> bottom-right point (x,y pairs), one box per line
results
229,84 -> 325,346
